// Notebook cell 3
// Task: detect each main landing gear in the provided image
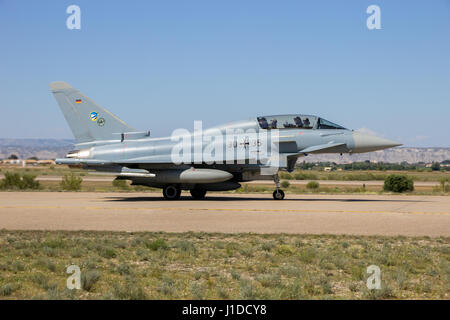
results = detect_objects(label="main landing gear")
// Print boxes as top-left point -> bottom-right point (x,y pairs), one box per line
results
162,184 -> 181,200
162,185 -> 208,200
190,188 -> 207,200
272,174 -> 285,200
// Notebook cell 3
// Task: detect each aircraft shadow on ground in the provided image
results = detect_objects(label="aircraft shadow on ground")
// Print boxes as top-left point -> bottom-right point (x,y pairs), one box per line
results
105,196 -> 426,203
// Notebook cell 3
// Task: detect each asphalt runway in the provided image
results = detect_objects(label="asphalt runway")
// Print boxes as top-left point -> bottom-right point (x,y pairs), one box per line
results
0,192 -> 449,236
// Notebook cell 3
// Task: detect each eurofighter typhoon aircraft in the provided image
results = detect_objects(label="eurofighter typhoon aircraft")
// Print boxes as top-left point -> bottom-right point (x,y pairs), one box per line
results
50,82 -> 401,200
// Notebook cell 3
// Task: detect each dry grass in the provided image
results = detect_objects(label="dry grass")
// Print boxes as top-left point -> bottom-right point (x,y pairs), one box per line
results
0,230 -> 448,300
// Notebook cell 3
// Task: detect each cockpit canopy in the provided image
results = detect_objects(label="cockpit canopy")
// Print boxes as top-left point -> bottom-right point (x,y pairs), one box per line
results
257,115 -> 346,130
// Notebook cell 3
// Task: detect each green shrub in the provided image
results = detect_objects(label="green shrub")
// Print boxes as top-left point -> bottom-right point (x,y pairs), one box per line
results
158,276 -> 176,296
21,173 -> 40,189
298,247 -> 316,263
82,270 -> 101,291
60,173 -> 82,191
0,283 -> 14,296
280,180 -> 290,188
383,174 -> 414,193
256,273 -> 281,288
12,261 -> 25,272
0,172 -> 40,190
113,280 -> 147,300
190,282 -> 206,299
294,172 -> 318,180
145,238 -> 168,251
42,237 -> 65,249
279,172 -> 293,180
112,179 -> 130,190
31,273 -> 50,289
239,279 -> 259,299
261,241 -> 276,251
439,178 -> 449,192
99,246 -> 116,259
277,244 -> 294,255
34,257 -> 56,272
306,181 -> 320,189
1,172 -> 21,189
115,263 -> 132,275
173,240 -> 197,255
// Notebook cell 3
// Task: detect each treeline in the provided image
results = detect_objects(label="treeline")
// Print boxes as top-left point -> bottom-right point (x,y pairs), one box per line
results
296,161 -> 450,171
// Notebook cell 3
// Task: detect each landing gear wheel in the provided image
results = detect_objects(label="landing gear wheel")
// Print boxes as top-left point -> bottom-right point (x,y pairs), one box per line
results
272,173 -> 285,200
273,189 -> 285,200
163,185 -> 181,200
190,189 -> 207,199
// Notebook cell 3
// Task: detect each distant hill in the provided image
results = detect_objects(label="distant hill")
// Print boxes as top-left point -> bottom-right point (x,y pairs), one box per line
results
302,147 -> 450,164
0,138 -> 448,163
0,139 -> 75,160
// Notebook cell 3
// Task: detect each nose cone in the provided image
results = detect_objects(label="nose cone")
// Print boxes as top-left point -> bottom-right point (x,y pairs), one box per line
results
352,132 -> 402,153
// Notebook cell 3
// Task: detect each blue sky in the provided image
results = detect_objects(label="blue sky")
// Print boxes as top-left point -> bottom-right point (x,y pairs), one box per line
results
0,0 -> 449,147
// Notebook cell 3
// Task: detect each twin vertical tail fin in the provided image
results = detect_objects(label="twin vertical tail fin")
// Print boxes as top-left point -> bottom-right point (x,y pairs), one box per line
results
49,82 -> 136,144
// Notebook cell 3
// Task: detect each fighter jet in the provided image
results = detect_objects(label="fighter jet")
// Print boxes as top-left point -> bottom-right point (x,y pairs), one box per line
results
50,82 -> 401,200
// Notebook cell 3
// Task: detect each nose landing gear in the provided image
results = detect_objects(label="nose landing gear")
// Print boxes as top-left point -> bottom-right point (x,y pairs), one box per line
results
272,174 -> 285,200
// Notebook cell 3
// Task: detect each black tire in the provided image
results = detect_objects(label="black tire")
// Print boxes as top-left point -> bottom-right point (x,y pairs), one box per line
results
190,189 -> 207,199
163,185 -> 181,200
273,189 -> 285,200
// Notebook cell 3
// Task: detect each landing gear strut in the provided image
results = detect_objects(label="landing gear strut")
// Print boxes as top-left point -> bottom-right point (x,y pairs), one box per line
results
272,174 -> 285,200
163,184 -> 181,200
